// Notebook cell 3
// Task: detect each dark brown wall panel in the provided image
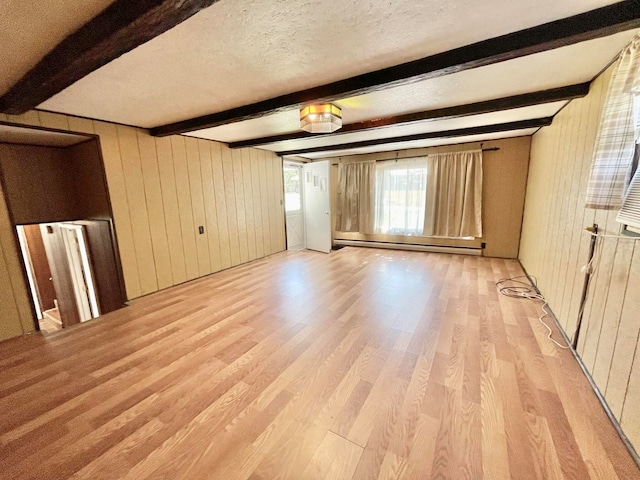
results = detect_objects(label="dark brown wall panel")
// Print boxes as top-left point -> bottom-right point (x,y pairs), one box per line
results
74,219 -> 126,315
40,223 -> 80,327
0,140 -> 111,224
22,224 -> 56,311
68,141 -> 111,220
0,144 -> 77,223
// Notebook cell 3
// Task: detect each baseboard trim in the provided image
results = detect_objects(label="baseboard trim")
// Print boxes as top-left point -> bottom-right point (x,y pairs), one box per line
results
518,260 -> 640,470
334,239 -> 482,256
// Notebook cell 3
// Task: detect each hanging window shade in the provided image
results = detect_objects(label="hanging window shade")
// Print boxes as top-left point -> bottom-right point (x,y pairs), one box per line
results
335,161 -> 376,234
374,158 -> 428,236
423,150 -> 483,238
617,151 -> 640,231
585,34 -> 640,210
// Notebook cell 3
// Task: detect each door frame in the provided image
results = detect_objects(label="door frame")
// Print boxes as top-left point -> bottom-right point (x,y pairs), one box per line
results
283,160 -> 306,251
302,160 -> 332,253
60,223 -> 100,321
0,121 -> 128,332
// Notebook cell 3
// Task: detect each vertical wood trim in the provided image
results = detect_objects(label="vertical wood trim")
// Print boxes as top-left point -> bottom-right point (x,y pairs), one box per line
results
155,136 -> 187,285
273,155 -> 286,251
116,125 -> 158,295
258,150 -> 273,256
211,142 -> 232,270
520,63 -> 640,450
0,180 -> 32,337
565,71 -> 609,335
241,148 -> 257,261
198,139 -> 222,273
250,149 -> 265,259
0,110 -> 286,339
232,148 -> 249,264
221,144 -> 240,266
38,111 -> 69,130
171,136 -> 199,280
266,152 -> 279,253
558,94 -> 590,324
605,246 -> 640,418
185,137 -> 210,277
93,121 -> 141,299
67,116 -> 95,134
137,130 -> 173,290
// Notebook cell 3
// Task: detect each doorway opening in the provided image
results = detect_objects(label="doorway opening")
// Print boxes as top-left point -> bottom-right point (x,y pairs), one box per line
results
282,160 -> 332,254
17,222 -> 110,333
283,162 -> 305,251
0,122 -> 127,334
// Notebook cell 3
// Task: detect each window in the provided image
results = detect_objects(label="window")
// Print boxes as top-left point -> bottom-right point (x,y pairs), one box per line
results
283,164 -> 302,212
374,158 -> 427,236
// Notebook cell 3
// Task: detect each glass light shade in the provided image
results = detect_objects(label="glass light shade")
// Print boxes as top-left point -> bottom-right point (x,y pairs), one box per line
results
300,104 -> 342,133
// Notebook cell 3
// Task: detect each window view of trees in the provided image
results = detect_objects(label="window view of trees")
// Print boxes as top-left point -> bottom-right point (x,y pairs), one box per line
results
374,160 -> 427,236
283,165 -> 302,212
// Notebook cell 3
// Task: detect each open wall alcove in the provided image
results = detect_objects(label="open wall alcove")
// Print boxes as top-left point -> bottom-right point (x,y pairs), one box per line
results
0,122 -> 127,333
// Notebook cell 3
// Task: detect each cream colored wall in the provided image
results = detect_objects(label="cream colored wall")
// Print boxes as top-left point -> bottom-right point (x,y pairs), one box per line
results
329,136 -> 531,258
520,64 -> 640,449
0,110 -> 286,341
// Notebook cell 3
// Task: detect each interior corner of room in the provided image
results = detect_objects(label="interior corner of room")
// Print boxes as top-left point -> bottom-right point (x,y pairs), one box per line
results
2,1 -> 640,477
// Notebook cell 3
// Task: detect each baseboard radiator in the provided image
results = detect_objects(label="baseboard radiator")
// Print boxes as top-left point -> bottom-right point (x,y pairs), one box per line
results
333,239 -> 482,256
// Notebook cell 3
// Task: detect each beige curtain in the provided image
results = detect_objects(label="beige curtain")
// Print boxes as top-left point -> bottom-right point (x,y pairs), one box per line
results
423,150 -> 483,238
585,33 -> 640,209
335,161 -> 375,234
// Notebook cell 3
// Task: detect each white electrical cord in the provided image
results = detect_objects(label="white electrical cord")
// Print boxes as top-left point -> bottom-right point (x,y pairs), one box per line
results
495,276 -> 570,349
585,230 -> 640,240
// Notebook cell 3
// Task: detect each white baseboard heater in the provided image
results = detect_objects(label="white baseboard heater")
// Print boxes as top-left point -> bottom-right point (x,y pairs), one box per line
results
333,239 -> 482,256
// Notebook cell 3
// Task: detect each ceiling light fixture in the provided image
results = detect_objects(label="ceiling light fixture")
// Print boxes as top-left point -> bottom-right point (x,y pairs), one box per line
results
300,104 -> 342,133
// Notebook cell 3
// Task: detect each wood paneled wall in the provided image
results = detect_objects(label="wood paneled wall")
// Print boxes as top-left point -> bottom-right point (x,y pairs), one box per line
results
520,64 -> 640,449
0,144 -> 78,224
0,110 -> 285,341
0,139 -> 110,224
329,136 -> 531,259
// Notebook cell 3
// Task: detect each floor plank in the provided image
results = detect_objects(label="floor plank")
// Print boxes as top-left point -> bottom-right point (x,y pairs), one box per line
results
0,247 -> 637,479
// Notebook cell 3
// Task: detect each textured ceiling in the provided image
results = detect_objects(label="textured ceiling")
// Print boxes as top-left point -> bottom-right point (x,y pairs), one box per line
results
39,0 -> 623,128
187,31 -> 636,145
254,103 -> 566,153
297,129 -> 540,159
0,0 -> 635,158
0,0 -> 116,95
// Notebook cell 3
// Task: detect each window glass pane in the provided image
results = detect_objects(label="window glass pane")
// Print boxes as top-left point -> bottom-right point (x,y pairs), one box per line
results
374,158 -> 427,236
283,165 -> 301,212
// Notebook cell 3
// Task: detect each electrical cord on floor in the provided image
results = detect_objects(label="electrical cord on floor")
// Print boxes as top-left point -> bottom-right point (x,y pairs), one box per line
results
495,275 -> 570,349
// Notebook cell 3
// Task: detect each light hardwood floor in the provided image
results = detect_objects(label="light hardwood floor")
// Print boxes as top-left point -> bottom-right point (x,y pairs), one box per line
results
0,247 -> 637,479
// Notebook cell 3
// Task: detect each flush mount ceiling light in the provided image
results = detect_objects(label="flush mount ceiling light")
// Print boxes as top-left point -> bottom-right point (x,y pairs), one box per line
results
300,104 -> 342,133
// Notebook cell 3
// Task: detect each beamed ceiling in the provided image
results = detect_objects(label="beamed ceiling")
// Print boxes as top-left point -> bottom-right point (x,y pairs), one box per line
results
1,0 -> 639,159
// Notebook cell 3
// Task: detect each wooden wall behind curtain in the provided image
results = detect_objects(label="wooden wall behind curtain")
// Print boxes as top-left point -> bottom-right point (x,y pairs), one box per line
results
520,63 -> 640,449
329,136 -> 531,259
0,110 -> 286,342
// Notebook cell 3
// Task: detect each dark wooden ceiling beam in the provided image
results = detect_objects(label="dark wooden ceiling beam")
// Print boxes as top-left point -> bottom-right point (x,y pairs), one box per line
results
150,1 -> 640,137
0,0 -> 220,115
274,118 -> 552,157
228,83 -> 589,148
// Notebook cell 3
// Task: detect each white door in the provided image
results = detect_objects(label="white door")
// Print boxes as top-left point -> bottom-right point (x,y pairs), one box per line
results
283,162 -> 305,250
60,224 -> 100,322
303,160 -> 331,253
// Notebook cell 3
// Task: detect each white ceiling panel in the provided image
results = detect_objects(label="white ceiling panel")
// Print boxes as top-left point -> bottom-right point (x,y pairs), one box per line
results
255,102 -> 565,153
296,129 -> 539,159
0,0 -> 116,96
38,0 -> 624,128
186,31 -> 635,144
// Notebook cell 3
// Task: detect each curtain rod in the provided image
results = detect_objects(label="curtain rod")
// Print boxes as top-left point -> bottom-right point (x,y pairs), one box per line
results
369,147 -> 500,163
